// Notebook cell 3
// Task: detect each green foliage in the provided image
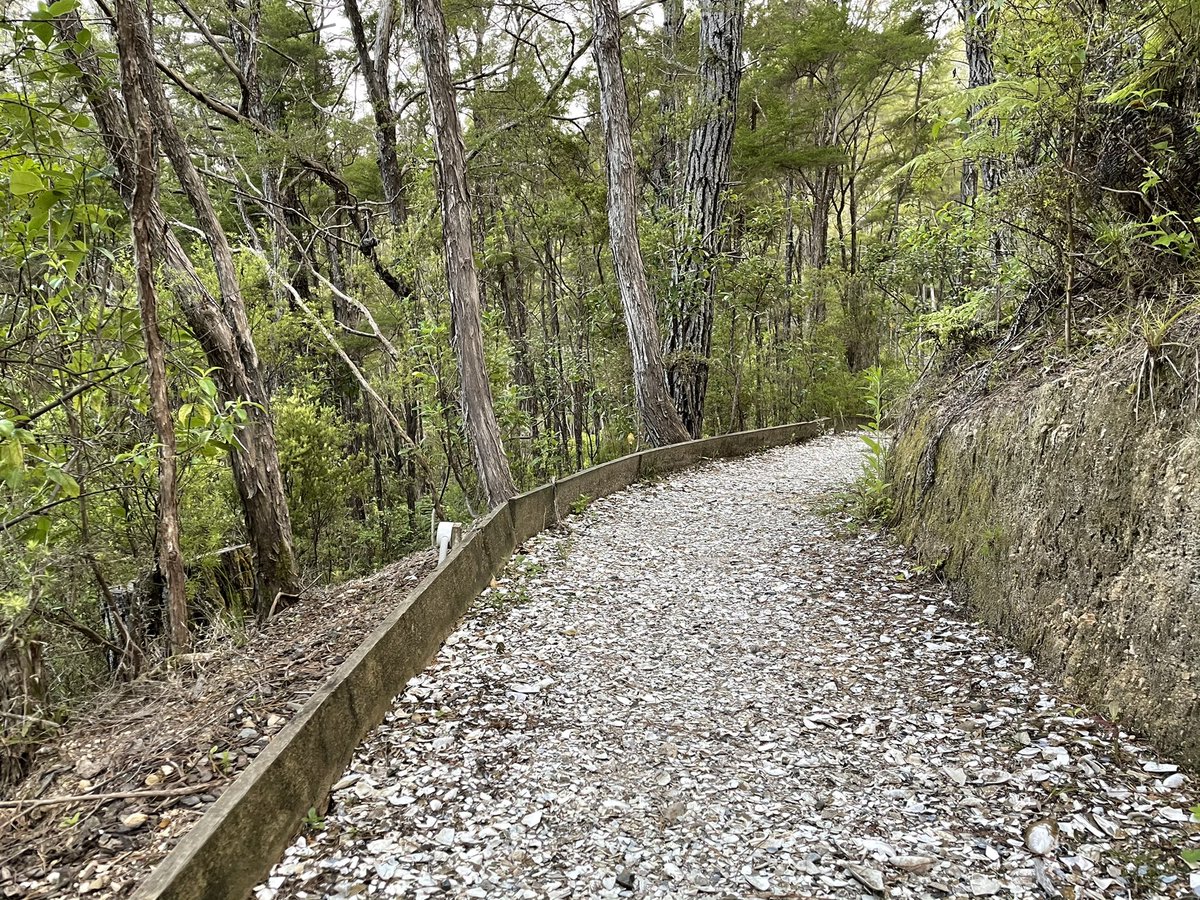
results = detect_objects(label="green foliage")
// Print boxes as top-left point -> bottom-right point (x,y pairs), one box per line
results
274,389 -> 372,578
3,0 -> 1193,799
303,806 -> 326,831
844,366 -> 894,523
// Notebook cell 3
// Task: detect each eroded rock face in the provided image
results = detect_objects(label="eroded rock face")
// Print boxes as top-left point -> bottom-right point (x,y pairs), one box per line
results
891,352 -> 1200,763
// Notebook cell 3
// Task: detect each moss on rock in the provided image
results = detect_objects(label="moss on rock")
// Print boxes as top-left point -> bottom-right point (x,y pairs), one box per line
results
891,348 -> 1200,762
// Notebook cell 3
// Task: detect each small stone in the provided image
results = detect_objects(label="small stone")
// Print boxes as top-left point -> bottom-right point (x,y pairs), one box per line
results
615,869 -> 636,890
120,812 -> 149,829
375,861 -> 397,881
74,758 -> 105,780
943,767 -> 968,786
1144,761 -> 1178,774
970,875 -> 1002,896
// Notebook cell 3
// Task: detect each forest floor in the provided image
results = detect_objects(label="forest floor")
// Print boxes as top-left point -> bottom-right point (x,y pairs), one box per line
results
260,435 -> 1199,900
1,549 -> 436,898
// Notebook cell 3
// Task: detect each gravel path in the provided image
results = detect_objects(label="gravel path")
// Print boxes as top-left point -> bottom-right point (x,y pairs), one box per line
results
261,435 -> 1197,900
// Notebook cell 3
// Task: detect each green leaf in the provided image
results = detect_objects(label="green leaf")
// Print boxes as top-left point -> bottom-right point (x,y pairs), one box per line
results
2,437 -> 25,472
10,170 -> 45,195
46,467 -> 80,498
47,0 -> 79,15
29,20 -> 54,44
23,515 -> 51,546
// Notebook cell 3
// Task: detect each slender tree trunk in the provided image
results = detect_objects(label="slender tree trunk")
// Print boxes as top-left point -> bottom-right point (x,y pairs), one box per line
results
128,2 -> 299,616
408,0 -> 517,506
649,0 -> 684,210
346,0 -> 408,226
959,0 -> 1004,319
496,223 -> 537,445
664,0 -> 744,438
960,0 -> 1000,203
225,0 -> 290,276
71,6 -> 300,618
804,165 -> 834,333
800,64 -> 839,335
591,0 -> 689,446
114,0 -> 190,653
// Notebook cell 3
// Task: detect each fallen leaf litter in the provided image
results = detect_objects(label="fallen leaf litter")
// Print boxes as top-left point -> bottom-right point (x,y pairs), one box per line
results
261,435 -> 1199,899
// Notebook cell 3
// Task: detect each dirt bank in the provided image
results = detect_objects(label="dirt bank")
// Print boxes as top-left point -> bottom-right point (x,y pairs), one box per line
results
891,341 -> 1200,763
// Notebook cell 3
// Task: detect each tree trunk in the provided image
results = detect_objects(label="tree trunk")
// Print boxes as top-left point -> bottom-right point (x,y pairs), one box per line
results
960,0 -> 1000,203
408,0 -> 517,507
664,0 -> 744,437
804,165 -> 835,332
115,0 -> 190,653
496,224 -> 538,449
345,0 -> 408,226
591,0 -> 689,447
224,0 -> 291,276
0,621 -> 46,788
65,7 -> 300,619
127,2 -> 299,617
648,0 -> 684,210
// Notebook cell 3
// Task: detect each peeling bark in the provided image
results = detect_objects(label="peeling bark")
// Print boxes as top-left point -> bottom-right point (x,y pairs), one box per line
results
408,0 -> 517,506
591,0 -> 689,447
115,0 -> 190,652
65,7 -> 300,619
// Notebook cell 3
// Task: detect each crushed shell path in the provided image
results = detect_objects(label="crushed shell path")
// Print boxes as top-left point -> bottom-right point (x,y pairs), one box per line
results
261,434 -> 1197,900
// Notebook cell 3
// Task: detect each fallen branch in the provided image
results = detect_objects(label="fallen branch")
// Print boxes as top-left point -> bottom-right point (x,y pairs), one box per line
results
0,782 -> 212,811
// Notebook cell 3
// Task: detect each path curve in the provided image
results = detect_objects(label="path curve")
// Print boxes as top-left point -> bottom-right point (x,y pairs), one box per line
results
261,435 -> 1195,899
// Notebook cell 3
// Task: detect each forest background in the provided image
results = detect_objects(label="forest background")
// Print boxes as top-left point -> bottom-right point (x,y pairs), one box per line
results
1,0 -> 1197,786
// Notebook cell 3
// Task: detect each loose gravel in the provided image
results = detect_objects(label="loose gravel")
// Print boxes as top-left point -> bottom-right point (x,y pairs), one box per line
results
261,434 -> 1198,899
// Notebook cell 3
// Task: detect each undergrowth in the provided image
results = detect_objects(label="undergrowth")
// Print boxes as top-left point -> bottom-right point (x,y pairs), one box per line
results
841,366 -> 894,523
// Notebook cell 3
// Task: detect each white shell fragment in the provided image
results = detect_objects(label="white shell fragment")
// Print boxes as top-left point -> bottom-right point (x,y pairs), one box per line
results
844,861 -> 887,892
1025,820 -> 1058,856
890,855 -> 936,874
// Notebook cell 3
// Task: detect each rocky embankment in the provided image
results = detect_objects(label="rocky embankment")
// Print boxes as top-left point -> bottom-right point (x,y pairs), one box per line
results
891,344 -> 1200,764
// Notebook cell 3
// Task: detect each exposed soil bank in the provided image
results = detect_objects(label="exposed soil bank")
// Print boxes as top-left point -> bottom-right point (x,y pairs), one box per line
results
891,346 -> 1200,764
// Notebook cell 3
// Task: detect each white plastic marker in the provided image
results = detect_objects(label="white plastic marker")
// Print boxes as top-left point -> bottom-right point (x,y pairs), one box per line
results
436,521 -> 463,564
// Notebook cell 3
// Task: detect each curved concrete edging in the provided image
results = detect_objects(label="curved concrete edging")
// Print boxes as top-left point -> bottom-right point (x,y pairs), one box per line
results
133,420 -> 830,900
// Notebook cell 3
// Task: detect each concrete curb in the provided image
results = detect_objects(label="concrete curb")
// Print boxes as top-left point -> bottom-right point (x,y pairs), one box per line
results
134,420 -> 830,900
